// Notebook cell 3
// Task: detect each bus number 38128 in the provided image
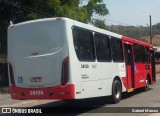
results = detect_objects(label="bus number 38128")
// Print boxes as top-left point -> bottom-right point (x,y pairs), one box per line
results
30,91 -> 44,96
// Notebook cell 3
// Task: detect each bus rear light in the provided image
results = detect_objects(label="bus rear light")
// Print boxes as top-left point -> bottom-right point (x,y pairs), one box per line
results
61,57 -> 69,86
8,62 -> 15,87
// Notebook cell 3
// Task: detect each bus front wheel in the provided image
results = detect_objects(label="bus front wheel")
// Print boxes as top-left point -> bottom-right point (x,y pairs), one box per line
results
111,79 -> 122,104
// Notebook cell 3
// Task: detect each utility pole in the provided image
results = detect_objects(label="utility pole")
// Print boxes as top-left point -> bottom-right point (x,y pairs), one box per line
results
150,15 -> 152,44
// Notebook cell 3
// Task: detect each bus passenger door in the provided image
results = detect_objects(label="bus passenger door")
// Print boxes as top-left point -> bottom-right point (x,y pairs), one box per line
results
124,44 -> 134,89
151,50 -> 156,82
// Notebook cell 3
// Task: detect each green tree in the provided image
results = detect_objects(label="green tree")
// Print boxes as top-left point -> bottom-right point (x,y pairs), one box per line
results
85,0 -> 109,21
0,0 -> 109,56
0,0 -> 109,51
91,19 -> 107,29
0,0 -> 109,25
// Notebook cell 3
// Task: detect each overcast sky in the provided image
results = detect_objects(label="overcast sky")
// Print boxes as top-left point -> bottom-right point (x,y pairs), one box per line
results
101,0 -> 160,26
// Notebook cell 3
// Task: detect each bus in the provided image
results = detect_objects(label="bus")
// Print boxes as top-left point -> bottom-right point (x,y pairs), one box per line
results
8,18 -> 156,103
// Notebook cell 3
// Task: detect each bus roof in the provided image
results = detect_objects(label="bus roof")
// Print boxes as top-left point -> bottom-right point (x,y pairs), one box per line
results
122,36 -> 152,48
9,17 -> 152,48
9,17 -> 122,39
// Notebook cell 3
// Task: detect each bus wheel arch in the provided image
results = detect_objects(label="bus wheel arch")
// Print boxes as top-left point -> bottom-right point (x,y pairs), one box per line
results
147,74 -> 151,85
111,76 -> 122,104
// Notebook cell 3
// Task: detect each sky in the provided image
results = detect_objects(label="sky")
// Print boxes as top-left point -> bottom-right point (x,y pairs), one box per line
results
100,0 -> 160,26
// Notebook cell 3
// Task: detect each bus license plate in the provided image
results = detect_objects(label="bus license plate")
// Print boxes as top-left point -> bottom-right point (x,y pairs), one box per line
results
29,90 -> 44,95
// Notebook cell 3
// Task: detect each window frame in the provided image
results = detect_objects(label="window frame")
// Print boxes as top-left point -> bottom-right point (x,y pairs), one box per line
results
133,44 -> 141,63
111,37 -> 124,62
94,33 -> 112,62
145,46 -> 150,63
72,26 -> 95,62
139,45 -> 146,63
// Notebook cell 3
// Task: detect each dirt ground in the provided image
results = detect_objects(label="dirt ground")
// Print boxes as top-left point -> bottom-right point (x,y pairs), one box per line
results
156,64 -> 160,72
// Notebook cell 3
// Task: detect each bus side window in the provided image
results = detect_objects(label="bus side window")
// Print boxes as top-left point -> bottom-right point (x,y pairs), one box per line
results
72,28 -> 95,61
140,45 -> 145,63
95,33 -> 111,62
111,38 -> 123,62
145,47 -> 150,63
133,44 -> 140,63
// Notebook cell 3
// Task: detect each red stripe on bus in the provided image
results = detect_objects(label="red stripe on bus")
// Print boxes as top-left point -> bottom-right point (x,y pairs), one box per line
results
10,84 -> 75,100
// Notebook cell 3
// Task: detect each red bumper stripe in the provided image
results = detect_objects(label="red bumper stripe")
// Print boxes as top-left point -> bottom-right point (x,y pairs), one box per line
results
10,84 -> 75,100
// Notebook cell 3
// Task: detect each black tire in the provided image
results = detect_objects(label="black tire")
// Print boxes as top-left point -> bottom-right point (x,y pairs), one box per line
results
143,77 -> 149,91
111,79 -> 122,104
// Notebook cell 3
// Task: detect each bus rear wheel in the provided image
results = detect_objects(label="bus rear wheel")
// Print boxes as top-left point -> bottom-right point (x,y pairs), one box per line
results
111,79 -> 122,104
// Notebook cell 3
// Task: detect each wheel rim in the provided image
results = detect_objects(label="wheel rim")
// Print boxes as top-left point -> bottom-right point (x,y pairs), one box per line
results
115,84 -> 120,99
146,79 -> 149,88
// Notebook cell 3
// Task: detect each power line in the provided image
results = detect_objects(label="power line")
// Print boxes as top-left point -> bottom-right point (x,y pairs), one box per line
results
3,0 -> 130,26
115,0 -> 160,26
93,15 -> 130,26
127,0 -> 160,25
133,0 -> 160,19
3,0 -> 159,27
2,0 -> 52,17
105,18 -> 129,26
119,0 -> 151,16
151,0 -> 160,10
144,0 -> 160,12
149,0 -> 160,23
121,0 -> 160,19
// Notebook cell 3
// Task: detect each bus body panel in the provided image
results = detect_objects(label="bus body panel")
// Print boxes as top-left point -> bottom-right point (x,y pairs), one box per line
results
8,18 -> 154,100
69,21 -> 126,99
8,18 -> 76,99
8,19 -> 68,88
122,36 -> 154,90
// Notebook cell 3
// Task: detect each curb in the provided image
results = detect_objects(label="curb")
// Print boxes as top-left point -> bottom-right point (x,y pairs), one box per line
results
0,100 -> 39,107
148,113 -> 160,116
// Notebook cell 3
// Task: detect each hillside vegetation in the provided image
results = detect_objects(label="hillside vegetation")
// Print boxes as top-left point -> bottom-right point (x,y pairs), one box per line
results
107,23 -> 160,46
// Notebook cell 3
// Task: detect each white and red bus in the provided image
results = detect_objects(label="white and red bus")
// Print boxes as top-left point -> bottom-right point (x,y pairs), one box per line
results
8,18 -> 156,103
